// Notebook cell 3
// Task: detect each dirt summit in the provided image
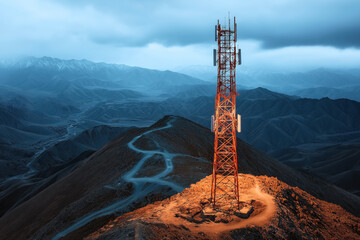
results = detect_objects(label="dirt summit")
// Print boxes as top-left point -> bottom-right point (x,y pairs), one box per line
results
86,174 -> 360,240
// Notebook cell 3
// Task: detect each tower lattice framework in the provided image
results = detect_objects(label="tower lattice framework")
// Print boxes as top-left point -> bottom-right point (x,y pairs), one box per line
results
211,17 -> 241,208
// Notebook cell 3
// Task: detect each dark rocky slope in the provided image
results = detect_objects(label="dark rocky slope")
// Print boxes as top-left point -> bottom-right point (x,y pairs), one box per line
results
0,125 -> 131,217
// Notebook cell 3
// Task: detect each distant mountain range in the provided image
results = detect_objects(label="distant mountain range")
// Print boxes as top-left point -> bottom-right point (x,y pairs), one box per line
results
0,56 -> 359,219
80,86 -> 359,153
0,56 -> 206,98
292,86 -> 360,102
176,65 -> 360,102
0,56 -> 209,176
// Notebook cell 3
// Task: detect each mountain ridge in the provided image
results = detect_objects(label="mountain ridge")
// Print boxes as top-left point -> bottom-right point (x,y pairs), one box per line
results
0,116 -> 358,240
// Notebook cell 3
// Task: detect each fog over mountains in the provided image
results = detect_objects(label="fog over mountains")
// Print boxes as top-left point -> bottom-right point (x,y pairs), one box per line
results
0,57 -> 359,222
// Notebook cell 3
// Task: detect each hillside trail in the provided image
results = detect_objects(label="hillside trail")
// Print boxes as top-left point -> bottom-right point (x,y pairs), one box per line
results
124,117 -> 183,192
52,117 -> 187,240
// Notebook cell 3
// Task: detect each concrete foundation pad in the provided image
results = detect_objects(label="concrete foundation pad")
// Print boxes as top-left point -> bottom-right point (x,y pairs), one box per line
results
201,207 -> 217,221
234,205 -> 254,219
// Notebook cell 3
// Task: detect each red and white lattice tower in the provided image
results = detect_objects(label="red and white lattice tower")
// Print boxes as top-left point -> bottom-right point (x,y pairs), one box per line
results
211,16 -> 241,208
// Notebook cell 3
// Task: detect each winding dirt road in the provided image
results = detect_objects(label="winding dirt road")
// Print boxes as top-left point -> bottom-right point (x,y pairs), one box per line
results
53,118 -> 184,240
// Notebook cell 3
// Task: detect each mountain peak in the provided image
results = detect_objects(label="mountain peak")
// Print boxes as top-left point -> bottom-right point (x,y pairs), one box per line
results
86,174 -> 360,240
238,87 -> 294,100
1,56 -> 132,72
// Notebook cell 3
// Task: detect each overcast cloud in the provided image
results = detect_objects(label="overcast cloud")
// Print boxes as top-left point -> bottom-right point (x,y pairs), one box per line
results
0,0 -> 360,71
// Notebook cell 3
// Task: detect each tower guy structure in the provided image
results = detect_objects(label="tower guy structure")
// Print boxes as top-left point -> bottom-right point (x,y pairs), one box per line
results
211,16 -> 241,208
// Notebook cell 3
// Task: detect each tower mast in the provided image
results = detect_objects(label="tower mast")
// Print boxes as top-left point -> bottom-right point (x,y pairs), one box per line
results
211,16 -> 241,208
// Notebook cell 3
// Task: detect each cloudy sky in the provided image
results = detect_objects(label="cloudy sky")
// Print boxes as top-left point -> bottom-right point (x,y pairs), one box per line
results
1,0 -> 360,71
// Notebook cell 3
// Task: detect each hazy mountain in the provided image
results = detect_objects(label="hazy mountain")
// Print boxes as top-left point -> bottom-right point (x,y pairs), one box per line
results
0,56 -> 206,99
0,102 -> 59,148
0,56 -> 208,184
77,87 -> 360,152
238,87 -> 296,100
260,68 -> 360,91
292,86 -> 360,102
175,65 -> 360,100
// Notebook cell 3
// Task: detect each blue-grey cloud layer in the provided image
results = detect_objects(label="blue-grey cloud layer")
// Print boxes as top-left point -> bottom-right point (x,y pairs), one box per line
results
1,0 -> 360,71
53,0 -> 360,49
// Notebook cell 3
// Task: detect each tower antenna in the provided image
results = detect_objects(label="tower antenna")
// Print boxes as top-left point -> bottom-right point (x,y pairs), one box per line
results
211,15 -> 242,209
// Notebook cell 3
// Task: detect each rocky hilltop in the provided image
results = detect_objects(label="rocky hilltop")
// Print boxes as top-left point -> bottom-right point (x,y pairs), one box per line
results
86,174 -> 360,240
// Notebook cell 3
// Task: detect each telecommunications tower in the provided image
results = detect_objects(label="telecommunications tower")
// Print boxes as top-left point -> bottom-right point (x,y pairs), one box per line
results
211,16 -> 241,208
